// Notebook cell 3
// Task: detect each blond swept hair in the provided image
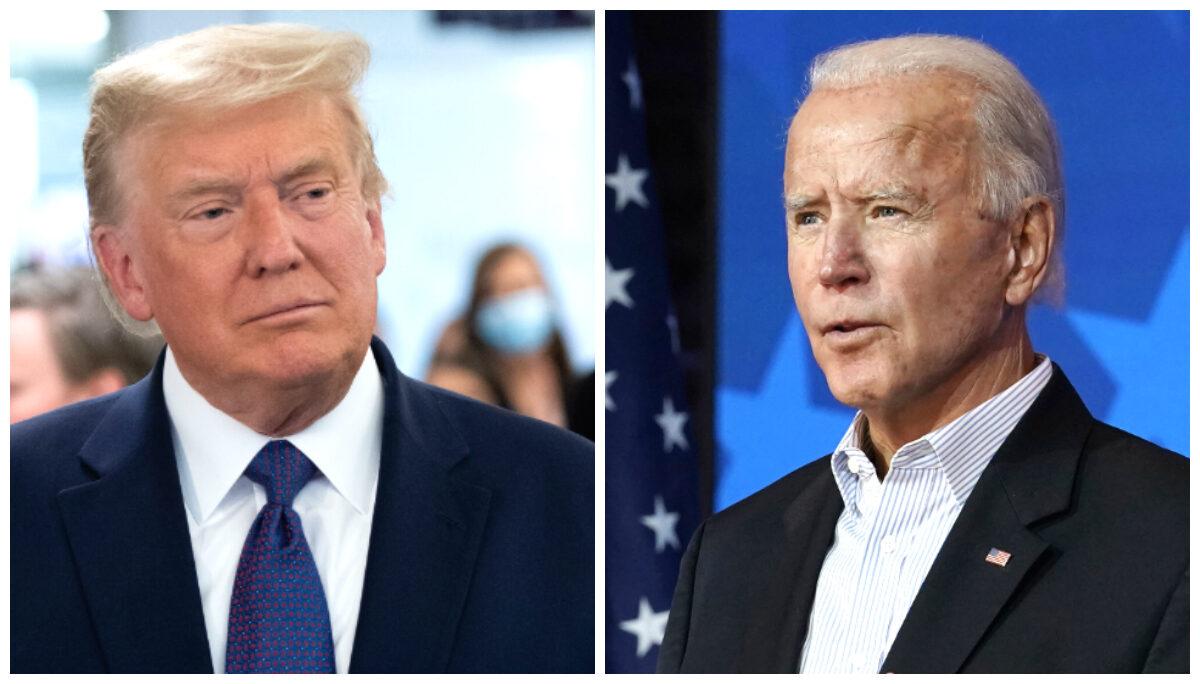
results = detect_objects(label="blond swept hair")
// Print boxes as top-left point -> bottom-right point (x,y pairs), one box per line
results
83,23 -> 388,334
807,34 -> 1065,304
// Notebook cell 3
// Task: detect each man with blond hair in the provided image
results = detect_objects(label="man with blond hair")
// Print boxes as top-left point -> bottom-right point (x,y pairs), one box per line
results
12,23 -> 593,674
658,34 -> 1186,673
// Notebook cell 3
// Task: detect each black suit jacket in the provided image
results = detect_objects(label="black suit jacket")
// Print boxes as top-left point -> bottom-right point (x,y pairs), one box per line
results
658,366 -> 1188,673
12,338 -> 594,673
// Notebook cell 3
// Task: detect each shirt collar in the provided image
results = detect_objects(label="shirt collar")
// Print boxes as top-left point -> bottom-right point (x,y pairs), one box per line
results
165,346 -> 384,524
829,413 -> 877,514
830,355 -> 1054,507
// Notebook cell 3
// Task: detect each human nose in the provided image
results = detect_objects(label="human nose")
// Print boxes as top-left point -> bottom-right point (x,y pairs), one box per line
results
243,191 -> 304,277
817,214 -> 869,290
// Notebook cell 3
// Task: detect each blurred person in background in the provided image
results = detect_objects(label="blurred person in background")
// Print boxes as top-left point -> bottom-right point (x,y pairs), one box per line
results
427,243 -> 575,430
11,266 -> 163,423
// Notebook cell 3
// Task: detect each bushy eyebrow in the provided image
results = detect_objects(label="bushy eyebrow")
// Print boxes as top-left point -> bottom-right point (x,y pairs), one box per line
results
857,186 -> 921,204
783,193 -> 818,212
276,155 -> 339,188
167,178 -> 243,205
166,155 -> 340,206
782,186 -> 920,209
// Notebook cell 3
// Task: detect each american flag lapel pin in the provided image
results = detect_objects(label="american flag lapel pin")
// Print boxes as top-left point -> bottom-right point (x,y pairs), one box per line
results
985,547 -> 1012,567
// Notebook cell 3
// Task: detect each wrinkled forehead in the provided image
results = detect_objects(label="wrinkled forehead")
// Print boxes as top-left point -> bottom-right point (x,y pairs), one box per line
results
786,73 -> 978,172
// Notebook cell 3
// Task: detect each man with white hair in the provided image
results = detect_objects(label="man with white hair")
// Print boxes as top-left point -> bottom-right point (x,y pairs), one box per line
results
11,24 -> 593,673
658,34 -> 1186,673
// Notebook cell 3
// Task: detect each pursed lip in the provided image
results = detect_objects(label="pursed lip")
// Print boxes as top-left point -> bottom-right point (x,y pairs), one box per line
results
243,299 -> 329,325
820,319 -> 881,335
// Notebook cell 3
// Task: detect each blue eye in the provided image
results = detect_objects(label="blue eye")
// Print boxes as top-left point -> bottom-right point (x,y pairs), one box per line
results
200,207 -> 229,220
874,206 -> 902,218
797,212 -> 821,225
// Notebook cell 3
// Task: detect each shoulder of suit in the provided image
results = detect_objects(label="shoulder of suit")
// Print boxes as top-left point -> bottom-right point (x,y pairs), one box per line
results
410,375 -> 594,464
705,455 -> 834,530
1078,418 -> 1188,514
11,389 -> 127,483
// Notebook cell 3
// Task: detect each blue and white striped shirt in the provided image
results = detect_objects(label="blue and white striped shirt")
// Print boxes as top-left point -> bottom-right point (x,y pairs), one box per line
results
798,356 -> 1053,673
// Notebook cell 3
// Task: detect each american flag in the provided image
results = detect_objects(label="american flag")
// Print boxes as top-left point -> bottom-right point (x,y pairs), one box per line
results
985,547 -> 1012,567
604,11 -> 700,674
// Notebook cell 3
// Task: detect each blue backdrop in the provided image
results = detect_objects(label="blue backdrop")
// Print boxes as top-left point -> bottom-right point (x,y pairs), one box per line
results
715,11 -> 1189,511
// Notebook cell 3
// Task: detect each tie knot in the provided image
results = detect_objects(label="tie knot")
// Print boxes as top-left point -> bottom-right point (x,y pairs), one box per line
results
245,440 -> 317,506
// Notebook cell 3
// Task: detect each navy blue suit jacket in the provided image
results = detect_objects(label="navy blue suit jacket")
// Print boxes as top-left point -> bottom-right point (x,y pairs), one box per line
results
12,338 -> 594,673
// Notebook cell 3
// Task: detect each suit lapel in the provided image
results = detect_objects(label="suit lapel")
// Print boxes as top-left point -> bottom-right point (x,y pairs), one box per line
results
738,466 -> 844,673
56,365 -> 213,673
349,339 -> 492,673
882,366 -> 1092,673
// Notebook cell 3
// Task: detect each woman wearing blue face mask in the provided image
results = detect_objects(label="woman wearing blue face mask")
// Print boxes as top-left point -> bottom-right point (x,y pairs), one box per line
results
427,243 -> 574,429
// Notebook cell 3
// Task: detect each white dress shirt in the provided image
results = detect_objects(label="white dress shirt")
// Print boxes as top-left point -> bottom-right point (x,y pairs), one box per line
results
164,347 -> 384,674
799,356 -> 1052,673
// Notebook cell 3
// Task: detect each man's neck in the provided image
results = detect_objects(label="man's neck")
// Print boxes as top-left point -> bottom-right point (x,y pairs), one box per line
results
862,332 -> 1037,478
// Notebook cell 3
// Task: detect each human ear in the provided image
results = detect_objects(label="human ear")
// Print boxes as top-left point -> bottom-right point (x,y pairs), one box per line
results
92,225 -> 154,322
1004,197 -> 1055,306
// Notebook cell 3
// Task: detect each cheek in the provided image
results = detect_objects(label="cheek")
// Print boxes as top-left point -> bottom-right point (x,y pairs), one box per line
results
787,241 -> 816,311
910,256 -> 1006,352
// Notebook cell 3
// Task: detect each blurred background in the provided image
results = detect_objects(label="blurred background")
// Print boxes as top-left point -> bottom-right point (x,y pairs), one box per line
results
9,10 -> 595,432
607,9 -> 1188,671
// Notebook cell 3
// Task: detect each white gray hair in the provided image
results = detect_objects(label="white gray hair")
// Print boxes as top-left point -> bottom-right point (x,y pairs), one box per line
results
808,34 -> 1065,304
83,23 -> 388,335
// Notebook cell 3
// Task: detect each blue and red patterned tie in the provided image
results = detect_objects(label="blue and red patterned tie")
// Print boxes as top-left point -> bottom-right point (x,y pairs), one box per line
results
225,440 -> 336,673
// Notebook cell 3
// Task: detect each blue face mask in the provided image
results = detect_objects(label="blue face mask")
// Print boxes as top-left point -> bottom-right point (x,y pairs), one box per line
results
475,288 -> 556,354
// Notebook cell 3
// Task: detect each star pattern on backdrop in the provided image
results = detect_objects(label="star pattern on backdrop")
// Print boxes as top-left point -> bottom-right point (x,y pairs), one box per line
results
622,58 -> 643,109
605,153 -> 650,212
640,495 -> 681,553
605,258 -> 635,309
618,597 -> 671,658
606,17 -> 699,672
654,397 -> 690,452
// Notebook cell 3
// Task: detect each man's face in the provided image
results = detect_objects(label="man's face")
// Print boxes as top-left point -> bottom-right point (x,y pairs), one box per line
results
98,94 -> 385,397
784,75 -> 1014,413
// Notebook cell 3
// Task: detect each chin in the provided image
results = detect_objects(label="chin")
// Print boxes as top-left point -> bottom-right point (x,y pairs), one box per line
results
819,359 -> 889,410
254,334 -> 354,386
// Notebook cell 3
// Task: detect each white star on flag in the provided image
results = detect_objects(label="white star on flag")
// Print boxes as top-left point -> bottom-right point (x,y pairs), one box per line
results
619,596 -> 670,658
640,495 -> 681,552
622,57 -> 643,109
605,371 -> 618,411
654,396 -> 690,452
606,258 -> 635,309
605,153 -> 649,212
